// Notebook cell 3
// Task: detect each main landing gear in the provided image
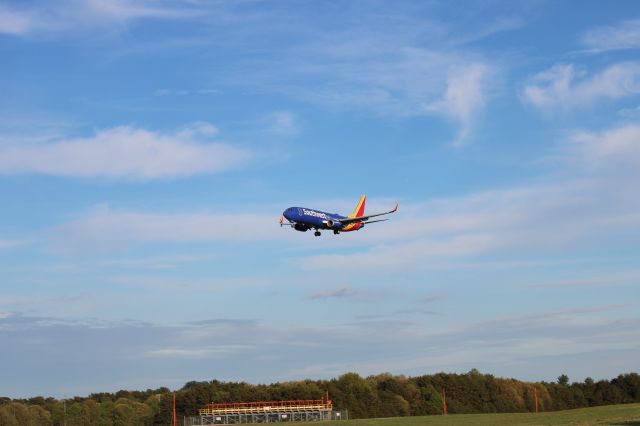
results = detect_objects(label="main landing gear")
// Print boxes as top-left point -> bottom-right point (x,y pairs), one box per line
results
314,231 -> 321,237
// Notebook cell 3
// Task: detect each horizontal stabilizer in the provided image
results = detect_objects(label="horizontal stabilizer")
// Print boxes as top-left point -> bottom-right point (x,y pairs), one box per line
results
363,218 -> 388,224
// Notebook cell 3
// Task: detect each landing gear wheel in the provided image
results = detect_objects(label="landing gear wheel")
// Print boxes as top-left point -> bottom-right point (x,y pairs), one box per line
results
333,230 -> 340,235
314,231 -> 321,237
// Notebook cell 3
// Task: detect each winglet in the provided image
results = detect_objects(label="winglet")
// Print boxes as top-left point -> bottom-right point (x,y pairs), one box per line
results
279,214 -> 284,227
392,202 -> 399,213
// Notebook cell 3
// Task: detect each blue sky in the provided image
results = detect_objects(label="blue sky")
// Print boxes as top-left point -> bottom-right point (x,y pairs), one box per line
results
1,0 -> 639,398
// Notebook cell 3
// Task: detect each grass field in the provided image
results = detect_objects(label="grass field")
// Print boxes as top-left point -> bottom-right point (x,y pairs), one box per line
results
322,403 -> 640,426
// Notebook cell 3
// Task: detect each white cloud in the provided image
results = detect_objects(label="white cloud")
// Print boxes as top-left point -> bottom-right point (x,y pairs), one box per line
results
455,16 -> 525,44
522,62 -> 640,111
46,197 -> 404,253
309,286 -> 360,301
301,234 -> 499,271
53,206 -> 281,251
83,0 -> 195,21
0,5 -> 32,35
39,116 -> 640,262
175,121 -> 218,139
299,120 -> 640,271
155,88 -> 221,96
618,105 -> 640,118
0,123 -> 250,180
0,239 -> 26,250
229,20 -> 495,145
567,123 -> 640,169
155,88 -> 190,96
143,345 -> 252,359
525,271 -> 640,289
424,63 -> 490,146
581,19 -> 640,53
267,111 -> 299,136
0,0 -> 200,36
47,117 -> 640,261
2,302 -> 638,397
0,3 -> 498,145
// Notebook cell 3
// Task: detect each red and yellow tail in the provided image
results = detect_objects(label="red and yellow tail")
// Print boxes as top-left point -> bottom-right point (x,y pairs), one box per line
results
342,195 -> 366,232
349,195 -> 366,219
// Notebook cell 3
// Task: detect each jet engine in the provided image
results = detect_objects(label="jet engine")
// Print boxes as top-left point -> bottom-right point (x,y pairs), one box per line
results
294,224 -> 309,232
324,219 -> 342,230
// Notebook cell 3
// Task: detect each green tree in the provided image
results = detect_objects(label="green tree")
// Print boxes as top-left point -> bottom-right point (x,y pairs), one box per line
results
332,373 -> 379,418
0,402 -> 31,425
0,405 -> 20,426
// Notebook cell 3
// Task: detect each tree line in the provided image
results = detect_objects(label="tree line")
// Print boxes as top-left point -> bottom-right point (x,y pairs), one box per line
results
1,370 -> 638,425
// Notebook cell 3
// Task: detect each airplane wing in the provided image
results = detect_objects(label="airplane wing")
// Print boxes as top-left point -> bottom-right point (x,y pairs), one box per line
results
339,203 -> 399,225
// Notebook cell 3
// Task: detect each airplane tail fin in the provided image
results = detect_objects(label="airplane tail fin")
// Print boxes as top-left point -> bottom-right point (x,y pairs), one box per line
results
349,195 -> 366,218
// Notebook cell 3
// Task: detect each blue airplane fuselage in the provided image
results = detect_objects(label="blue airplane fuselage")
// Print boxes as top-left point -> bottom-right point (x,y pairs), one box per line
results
282,207 -> 353,231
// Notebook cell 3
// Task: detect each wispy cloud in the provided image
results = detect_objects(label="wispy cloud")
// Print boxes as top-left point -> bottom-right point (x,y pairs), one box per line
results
3,304 -> 637,397
0,122 -> 250,180
453,16 -> 525,45
0,5 -> 31,35
0,239 -> 26,250
424,63 -> 491,146
186,319 -> 256,327
0,0 -> 201,36
522,62 -> 640,111
422,292 -> 444,303
281,46 -> 493,144
301,181 -> 638,270
143,345 -> 253,359
299,120 -> 640,271
524,271 -> 640,288
155,88 -> 220,96
51,205 -> 281,253
567,123 -> 640,170
301,233 -> 499,270
581,19 -> 640,53
266,111 -> 299,136
309,286 -> 360,301
218,9 -> 496,146
618,105 -> 640,118
290,304 -> 639,380
36,116 -> 640,263
82,0 -> 199,21
1,2 -> 499,145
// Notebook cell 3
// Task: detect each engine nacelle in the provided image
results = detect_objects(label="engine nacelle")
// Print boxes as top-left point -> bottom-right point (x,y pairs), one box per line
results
324,219 -> 342,230
294,223 -> 309,232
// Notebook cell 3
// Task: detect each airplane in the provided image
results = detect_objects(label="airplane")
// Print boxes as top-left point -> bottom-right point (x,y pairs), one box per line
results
280,195 -> 398,236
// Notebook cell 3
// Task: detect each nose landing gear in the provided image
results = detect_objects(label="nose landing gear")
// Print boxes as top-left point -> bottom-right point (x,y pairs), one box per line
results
314,231 -> 321,237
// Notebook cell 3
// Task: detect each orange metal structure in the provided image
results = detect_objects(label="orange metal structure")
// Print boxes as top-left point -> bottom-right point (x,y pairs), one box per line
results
199,398 -> 332,416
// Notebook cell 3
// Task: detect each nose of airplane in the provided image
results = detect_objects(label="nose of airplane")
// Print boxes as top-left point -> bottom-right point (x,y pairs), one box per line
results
282,208 -> 291,222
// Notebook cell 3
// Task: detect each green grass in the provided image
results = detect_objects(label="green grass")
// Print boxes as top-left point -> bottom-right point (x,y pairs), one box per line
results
322,403 -> 640,426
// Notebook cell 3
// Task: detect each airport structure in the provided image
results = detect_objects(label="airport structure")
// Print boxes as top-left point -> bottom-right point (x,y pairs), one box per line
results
184,397 -> 346,425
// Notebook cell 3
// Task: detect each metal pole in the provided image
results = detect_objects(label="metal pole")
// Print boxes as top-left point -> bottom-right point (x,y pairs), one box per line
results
442,388 -> 447,416
173,394 -> 177,426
